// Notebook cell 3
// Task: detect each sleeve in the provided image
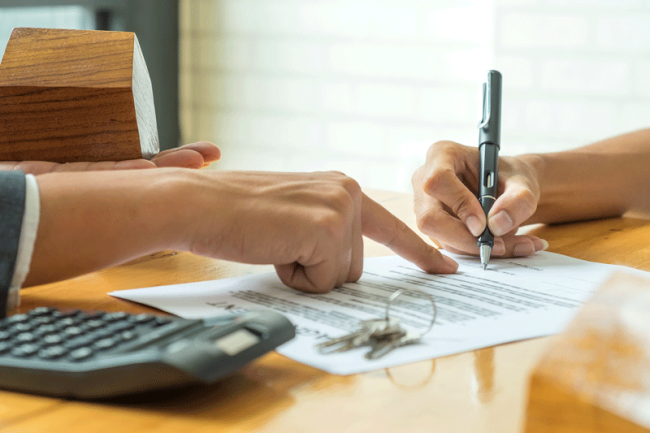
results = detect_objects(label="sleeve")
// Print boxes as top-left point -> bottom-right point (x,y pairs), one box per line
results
0,172 -> 40,318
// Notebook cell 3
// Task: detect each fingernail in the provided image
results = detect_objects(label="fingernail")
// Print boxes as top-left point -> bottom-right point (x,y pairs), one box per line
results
466,215 -> 484,237
530,237 -> 549,252
493,238 -> 506,255
513,243 -> 534,257
442,255 -> 459,271
489,211 -> 513,236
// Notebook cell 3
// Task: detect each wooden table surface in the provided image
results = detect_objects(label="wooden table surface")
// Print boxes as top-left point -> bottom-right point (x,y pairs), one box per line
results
2,189 -> 650,433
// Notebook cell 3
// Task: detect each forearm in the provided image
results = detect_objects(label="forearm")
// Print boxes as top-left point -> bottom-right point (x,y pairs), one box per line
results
523,129 -> 650,224
23,169 -> 188,287
20,167 -> 455,293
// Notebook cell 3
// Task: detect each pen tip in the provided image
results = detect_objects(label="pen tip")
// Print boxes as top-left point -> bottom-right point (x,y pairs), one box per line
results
483,264 -> 487,270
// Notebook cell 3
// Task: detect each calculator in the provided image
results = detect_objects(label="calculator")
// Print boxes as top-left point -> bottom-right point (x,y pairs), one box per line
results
0,307 -> 295,399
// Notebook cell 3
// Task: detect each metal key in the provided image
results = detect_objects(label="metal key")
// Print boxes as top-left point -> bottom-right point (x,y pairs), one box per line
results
315,317 -> 400,354
365,329 -> 422,360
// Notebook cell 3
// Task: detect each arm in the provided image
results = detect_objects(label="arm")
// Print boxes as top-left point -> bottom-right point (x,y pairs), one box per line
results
0,141 -> 220,316
25,169 -> 458,291
412,128 -> 650,257
524,129 -> 650,224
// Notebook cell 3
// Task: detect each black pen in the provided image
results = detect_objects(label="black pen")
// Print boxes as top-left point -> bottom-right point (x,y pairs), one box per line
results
477,70 -> 502,270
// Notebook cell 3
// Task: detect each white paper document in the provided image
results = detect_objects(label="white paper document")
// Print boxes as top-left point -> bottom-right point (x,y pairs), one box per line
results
110,252 -> 650,375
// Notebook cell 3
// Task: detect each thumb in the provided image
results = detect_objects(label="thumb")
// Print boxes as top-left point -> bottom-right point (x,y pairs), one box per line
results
421,170 -> 486,237
487,179 -> 538,236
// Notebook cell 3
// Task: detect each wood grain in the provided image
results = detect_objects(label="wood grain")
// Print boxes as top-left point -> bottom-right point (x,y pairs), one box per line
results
1,190 -> 650,433
0,28 -> 158,163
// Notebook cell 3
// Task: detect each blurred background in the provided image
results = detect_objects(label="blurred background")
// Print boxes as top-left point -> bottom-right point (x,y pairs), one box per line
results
2,0 -> 650,192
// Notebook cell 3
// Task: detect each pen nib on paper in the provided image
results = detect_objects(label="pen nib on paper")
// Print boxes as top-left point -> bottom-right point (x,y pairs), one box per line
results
479,244 -> 491,270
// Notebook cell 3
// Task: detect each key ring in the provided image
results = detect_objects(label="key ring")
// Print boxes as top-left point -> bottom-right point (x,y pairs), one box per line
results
385,289 -> 437,336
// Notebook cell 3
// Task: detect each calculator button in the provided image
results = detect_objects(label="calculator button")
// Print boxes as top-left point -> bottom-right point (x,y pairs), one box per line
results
0,342 -> 11,354
6,314 -> 29,324
11,344 -> 39,357
108,321 -> 135,332
38,346 -> 68,360
154,317 -> 172,327
0,331 -> 11,342
30,316 -> 53,326
120,331 -> 137,341
103,312 -> 129,322
63,326 -> 84,337
56,318 -> 77,328
15,333 -> 37,343
52,309 -> 81,318
29,307 -> 55,317
11,323 -> 33,333
69,347 -> 94,361
85,319 -> 105,329
78,311 -> 104,320
43,334 -> 64,346
128,314 -> 155,325
52,310 -> 80,319
94,338 -> 117,350
34,324 -> 58,336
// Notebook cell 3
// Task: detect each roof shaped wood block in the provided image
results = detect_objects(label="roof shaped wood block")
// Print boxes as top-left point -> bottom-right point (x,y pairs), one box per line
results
525,271 -> 650,433
0,28 -> 159,162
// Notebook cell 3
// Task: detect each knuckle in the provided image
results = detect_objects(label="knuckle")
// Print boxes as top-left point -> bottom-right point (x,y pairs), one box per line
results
339,175 -> 361,197
324,186 -> 355,213
314,208 -> 348,241
449,193 -> 477,219
415,211 -> 435,234
426,140 -> 456,159
323,170 -> 347,180
322,172 -> 362,201
423,168 -> 454,194
412,165 -> 432,191
510,187 -> 538,217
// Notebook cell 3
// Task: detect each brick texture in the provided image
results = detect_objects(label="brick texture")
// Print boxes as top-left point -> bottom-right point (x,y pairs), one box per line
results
180,0 -> 650,192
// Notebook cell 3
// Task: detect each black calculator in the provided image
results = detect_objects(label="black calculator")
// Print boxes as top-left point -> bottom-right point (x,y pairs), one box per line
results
0,307 -> 295,399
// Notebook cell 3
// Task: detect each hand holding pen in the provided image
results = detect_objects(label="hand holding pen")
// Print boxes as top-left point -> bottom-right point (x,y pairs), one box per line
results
477,70 -> 502,269
412,77 -> 547,260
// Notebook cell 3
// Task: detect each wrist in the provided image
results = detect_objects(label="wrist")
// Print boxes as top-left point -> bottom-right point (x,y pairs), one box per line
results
517,153 -> 546,195
145,168 -> 201,253
28,168 -> 198,286
511,153 -> 548,224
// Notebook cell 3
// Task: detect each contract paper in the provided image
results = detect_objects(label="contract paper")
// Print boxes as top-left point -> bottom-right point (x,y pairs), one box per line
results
110,252 -> 650,375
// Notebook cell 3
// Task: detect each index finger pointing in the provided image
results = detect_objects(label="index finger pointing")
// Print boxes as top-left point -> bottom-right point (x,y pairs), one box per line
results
361,193 -> 458,274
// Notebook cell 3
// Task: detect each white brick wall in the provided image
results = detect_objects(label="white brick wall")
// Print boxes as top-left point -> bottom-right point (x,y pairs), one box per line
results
494,0 -> 650,156
181,0 -> 650,192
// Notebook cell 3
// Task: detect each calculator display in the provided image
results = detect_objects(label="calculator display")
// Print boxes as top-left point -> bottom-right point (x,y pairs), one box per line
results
214,329 -> 259,355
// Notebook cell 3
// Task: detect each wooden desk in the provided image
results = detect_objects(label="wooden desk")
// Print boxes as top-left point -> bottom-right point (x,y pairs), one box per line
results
2,190 -> 650,433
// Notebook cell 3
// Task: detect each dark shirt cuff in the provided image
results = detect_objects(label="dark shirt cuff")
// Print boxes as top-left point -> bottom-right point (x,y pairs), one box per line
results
0,171 -> 26,319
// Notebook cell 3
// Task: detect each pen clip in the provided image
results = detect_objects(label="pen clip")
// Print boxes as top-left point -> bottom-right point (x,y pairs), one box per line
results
478,81 -> 491,130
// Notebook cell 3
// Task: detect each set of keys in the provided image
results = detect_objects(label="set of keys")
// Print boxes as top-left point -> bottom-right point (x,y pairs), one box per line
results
315,290 -> 437,360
